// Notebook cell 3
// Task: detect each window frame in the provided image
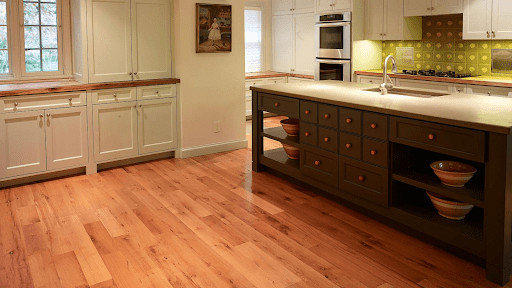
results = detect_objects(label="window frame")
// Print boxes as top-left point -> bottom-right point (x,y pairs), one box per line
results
0,0 -> 72,82
244,2 -> 266,73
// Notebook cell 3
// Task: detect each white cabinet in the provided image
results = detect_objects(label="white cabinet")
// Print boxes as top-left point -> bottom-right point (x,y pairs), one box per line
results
365,0 -> 422,41
316,0 -> 351,12
273,13 -> 315,75
288,77 -> 314,83
0,95 -> 88,179
395,78 -> 465,93
463,0 -> 512,40
92,85 -> 177,162
245,77 -> 287,117
86,0 -> 171,83
467,85 -> 512,97
357,75 -> 392,85
273,0 -> 315,15
404,0 -> 463,16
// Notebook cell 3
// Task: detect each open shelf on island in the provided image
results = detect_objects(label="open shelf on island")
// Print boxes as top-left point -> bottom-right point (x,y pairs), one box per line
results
261,148 -> 301,178
262,127 -> 300,147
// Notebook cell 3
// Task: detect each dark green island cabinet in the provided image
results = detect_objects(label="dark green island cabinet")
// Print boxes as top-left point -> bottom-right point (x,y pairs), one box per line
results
251,81 -> 512,286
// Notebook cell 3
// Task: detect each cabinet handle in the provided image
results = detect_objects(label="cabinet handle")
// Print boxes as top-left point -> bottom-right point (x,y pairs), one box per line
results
47,113 -> 51,117
304,110 -> 311,115
370,150 -> 377,156
345,143 -> 352,149
487,31 -> 491,38
40,114 -> 43,118
369,80 -> 373,83
14,102 -> 18,107
431,6 -> 434,10
156,91 -> 159,94
428,134 -> 435,140
427,7 -> 430,10
346,118 -> 352,124
129,72 -> 132,75
113,94 -> 117,98
358,175 -> 365,182
274,102 -> 280,107
324,137 -> 330,142
371,123 -> 377,129
134,72 -> 138,76
488,91 -> 491,96
492,31 -> 496,38
457,89 -> 461,93
314,160 -> 321,166
324,114 -> 330,119
383,34 -> 386,36
304,132 -> 310,137
139,104 -> 142,107
68,98 -> 72,101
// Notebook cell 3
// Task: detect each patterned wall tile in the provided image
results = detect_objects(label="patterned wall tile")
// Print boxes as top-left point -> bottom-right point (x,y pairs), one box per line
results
455,52 -> 466,63
479,64 -> 491,76
479,52 -> 491,64
466,52 -> 478,64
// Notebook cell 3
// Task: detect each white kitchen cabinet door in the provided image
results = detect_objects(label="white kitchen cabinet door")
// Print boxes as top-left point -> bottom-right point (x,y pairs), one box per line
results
273,15 -> 294,73
357,75 -> 392,85
332,0 -> 351,11
492,0 -> 512,39
246,96 -> 252,117
294,13 -> 315,75
273,0 -> 294,15
0,111 -> 46,179
365,0 -> 385,40
404,0 -> 431,16
294,0 -> 315,14
46,107 -> 88,171
87,0 -> 133,83
137,98 -> 177,155
432,0 -> 463,15
467,85 -> 512,97
383,0 -> 405,40
131,0 -> 172,80
395,78 -> 454,92
463,0 -> 492,40
317,0 -> 333,12
93,102 -> 138,162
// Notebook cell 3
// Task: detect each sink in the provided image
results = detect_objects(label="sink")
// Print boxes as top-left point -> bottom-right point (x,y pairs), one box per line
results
364,88 -> 450,98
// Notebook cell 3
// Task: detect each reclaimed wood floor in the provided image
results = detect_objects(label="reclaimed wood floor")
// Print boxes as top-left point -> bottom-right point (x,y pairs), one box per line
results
0,117 -> 510,288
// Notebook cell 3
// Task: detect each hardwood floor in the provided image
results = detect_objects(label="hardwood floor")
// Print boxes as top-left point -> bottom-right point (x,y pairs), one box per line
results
0,117 -> 509,288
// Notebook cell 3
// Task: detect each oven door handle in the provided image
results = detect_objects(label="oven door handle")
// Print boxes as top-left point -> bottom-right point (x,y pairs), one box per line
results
315,59 -> 351,65
315,22 -> 351,28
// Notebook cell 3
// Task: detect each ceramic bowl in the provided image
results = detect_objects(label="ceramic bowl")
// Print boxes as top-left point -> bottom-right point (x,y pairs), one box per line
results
280,118 -> 300,136
426,191 -> 474,220
430,161 -> 477,187
282,143 -> 300,159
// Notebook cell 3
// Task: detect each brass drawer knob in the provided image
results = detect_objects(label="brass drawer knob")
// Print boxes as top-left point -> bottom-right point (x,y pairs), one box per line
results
324,114 -> 330,119
371,123 -> 377,129
305,110 -> 310,115
314,160 -> 321,166
304,132 -> 310,137
428,134 -> 435,140
345,143 -> 352,149
324,137 -> 330,142
371,150 -> 377,156
274,102 -> 279,107
346,118 -> 352,124
358,175 -> 365,182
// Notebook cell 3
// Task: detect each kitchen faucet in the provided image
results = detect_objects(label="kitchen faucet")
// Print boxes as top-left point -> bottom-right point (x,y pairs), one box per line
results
380,55 -> 398,95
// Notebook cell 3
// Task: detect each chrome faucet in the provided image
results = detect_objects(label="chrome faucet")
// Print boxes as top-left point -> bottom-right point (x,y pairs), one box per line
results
380,55 -> 398,95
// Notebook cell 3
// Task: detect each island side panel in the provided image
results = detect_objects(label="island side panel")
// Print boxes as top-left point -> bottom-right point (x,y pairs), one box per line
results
252,90 -> 264,172
485,132 -> 512,285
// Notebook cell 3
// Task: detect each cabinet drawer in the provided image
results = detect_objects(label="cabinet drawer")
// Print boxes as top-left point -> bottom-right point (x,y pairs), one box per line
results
301,146 -> 338,187
318,127 -> 338,153
265,77 -> 286,85
91,88 -> 136,104
363,112 -> 388,140
300,101 -> 318,123
390,117 -> 486,163
300,122 -> 318,146
1,91 -> 86,113
339,132 -> 362,160
339,156 -> 389,207
339,107 -> 362,134
363,138 -> 388,168
358,75 -> 385,85
318,104 -> 338,129
258,93 -> 299,118
246,79 -> 265,91
136,85 -> 176,100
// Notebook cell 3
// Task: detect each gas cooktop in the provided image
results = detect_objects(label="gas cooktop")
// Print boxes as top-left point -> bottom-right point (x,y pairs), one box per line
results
400,69 -> 472,79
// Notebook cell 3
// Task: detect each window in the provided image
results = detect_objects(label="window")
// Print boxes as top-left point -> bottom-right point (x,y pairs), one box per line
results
245,6 -> 263,73
0,0 -> 69,81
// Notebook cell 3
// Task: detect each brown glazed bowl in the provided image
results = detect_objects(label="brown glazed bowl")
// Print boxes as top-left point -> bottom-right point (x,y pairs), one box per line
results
282,143 -> 300,159
280,118 -> 300,136
426,191 -> 474,220
430,161 -> 477,187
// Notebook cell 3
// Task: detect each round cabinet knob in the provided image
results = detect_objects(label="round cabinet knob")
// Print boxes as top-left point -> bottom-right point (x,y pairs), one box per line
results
129,72 -> 133,75
113,94 -> 117,98
369,80 -> 373,83
274,102 -> 279,107
371,123 -> 377,129
14,102 -> 18,107
324,114 -> 330,119
428,134 -> 435,140
304,110 -> 310,115
304,132 -> 310,137
314,160 -> 321,166
457,89 -> 461,93
345,143 -> 352,149
40,114 -> 43,118
47,113 -> 51,117
139,104 -> 142,107
358,175 -> 365,182
427,7 -> 431,10
346,118 -> 352,124
488,91 -> 491,96
134,72 -> 138,76
324,137 -> 330,142
156,91 -> 159,94
68,98 -> 72,101
370,150 -> 377,156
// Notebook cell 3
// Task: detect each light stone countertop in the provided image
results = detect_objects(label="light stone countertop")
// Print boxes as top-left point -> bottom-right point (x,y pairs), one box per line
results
251,80 -> 512,135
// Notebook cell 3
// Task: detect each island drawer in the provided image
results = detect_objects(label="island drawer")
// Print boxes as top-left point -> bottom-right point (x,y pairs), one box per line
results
389,117 -> 486,163
1,91 -> 86,113
301,146 -> 338,187
319,104 -> 338,129
363,138 -> 388,168
318,127 -> 338,153
339,156 -> 389,207
258,93 -> 299,118
339,107 -> 362,134
363,112 -> 388,140
339,132 -> 362,160
300,101 -> 318,123
300,122 -> 318,146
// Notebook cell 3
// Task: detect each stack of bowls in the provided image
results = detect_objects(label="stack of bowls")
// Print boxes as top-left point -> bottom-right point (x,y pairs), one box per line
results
280,118 -> 300,159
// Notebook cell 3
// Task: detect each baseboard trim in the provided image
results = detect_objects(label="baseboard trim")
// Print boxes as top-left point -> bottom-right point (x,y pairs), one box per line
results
180,139 -> 248,158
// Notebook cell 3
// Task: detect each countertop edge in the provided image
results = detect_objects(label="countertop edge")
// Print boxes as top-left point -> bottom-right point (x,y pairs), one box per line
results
245,73 -> 314,80
251,85 -> 512,135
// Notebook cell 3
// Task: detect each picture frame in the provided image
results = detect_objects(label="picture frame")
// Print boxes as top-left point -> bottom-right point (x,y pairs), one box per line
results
196,3 -> 232,53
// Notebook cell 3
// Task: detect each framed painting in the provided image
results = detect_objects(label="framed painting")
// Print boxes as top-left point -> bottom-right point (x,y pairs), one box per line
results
196,3 -> 232,53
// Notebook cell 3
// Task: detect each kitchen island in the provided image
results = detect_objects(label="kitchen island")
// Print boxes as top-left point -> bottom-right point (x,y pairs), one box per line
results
251,81 -> 512,286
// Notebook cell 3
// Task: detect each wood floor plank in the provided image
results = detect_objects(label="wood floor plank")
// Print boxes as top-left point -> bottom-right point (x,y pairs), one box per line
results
200,214 -> 247,246
27,249 -> 62,288
83,221 -> 120,256
16,205 -> 41,226
53,251 -> 89,288
95,207 -> 128,238
230,187 -> 284,215
102,251 -> 145,288
75,246 -> 113,286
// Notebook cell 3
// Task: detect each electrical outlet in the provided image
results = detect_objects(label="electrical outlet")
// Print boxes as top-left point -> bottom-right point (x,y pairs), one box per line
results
214,121 -> 221,133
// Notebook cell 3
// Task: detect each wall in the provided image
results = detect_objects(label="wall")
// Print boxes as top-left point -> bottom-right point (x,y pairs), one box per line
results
173,0 -> 247,157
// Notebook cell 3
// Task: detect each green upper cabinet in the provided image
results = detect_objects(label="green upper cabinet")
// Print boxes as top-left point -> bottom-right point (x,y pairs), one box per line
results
404,0 -> 463,17
463,0 -> 512,40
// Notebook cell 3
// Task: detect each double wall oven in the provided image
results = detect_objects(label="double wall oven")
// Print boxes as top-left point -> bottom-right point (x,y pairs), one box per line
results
314,12 -> 351,81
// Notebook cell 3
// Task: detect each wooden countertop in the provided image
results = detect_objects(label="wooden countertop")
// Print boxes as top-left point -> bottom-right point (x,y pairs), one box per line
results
251,81 -> 512,135
0,78 -> 180,97
356,70 -> 512,88
246,72 -> 314,80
